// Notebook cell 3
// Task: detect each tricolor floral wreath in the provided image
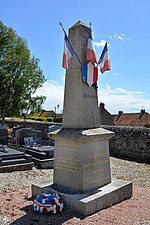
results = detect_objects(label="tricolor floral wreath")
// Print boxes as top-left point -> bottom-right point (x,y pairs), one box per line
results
32,192 -> 64,214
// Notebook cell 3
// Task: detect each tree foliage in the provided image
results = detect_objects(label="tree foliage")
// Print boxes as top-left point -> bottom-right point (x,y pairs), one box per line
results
0,20 -> 46,118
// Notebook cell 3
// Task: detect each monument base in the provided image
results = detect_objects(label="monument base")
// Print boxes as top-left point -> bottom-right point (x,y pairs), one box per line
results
49,127 -> 115,192
32,179 -> 132,216
32,127 -> 132,216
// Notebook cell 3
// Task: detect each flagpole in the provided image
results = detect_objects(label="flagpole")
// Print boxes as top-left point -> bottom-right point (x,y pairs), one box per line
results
59,22 -> 82,66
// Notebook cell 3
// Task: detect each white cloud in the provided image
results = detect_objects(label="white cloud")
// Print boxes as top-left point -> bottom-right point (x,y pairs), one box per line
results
112,72 -> 119,76
109,33 -> 130,41
35,80 -> 150,114
94,40 -> 110,47
98,84 -> 150,114
35,80 -> 64,113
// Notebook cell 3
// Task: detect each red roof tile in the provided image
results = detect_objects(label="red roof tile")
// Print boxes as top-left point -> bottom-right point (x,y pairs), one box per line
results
114,112 -> 150,126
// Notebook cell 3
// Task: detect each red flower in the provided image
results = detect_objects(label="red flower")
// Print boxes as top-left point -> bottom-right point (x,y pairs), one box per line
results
58,198 -> 63,204
51,198 -> 56,205
56,204 -> 60,213
43,207 -> 47,214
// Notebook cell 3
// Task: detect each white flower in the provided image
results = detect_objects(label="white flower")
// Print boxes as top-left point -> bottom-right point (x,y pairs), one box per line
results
60,203 -> 63,212
42,199 -> 46,204
40,207 -> 43,213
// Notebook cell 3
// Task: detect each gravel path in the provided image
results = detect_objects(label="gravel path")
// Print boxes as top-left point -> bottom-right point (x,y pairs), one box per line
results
0,157 -> 149,225
0,157 -> 149,192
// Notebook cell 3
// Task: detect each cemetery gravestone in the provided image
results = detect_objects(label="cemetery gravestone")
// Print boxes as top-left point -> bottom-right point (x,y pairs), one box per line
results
0,124 -> 8,145
16,128 -> 42,147
12,125 -> 23,138
17,127 -> 54,168
0,124 -> 33,172
32,21 -> 132,216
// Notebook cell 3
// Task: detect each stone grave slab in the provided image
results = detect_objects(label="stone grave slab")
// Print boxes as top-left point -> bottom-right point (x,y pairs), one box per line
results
22,145 -> 54,169
0,146 -> 33,172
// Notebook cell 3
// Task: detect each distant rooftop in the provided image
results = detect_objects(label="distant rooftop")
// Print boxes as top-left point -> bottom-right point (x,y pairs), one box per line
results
113,110 -> 150,126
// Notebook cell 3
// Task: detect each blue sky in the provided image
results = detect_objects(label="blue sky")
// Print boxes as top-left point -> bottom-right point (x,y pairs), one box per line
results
1,0 -> 150,114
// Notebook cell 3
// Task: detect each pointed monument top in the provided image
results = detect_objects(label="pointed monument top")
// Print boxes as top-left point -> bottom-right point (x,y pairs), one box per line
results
71,20 -> 90,28
62,20 -> 100,129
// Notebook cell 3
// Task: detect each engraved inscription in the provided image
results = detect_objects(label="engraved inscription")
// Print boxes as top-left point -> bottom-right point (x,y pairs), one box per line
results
55,157 -> 80,174
84,158 -> 109,169
56,142 -> 80,152
83,94 -> 96,99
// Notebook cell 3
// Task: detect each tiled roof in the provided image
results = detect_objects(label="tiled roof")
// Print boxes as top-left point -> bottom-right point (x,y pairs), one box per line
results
114,112 -> 150,126
39,111 -> 56,118
27,110 -> 56,118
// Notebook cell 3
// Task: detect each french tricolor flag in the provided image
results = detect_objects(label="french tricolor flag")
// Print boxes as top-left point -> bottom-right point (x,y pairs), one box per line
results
62,33 -> 75,70
86,30 -> 97,64
98,42 -> 111,74
82,62 -> 98,86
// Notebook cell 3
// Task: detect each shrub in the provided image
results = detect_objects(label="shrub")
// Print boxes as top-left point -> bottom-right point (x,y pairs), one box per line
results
144,123 -> 150,128
46,117 -> 53,122
28,116 -> 46,121
53,117 -> 62,123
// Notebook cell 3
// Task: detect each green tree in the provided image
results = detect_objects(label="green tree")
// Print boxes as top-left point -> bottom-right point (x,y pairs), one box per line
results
0,20 -> 46,122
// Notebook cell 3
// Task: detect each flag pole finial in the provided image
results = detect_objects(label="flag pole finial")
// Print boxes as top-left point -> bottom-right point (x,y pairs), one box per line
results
60,21 -> 82,67
59,21 -> 63,27
89,22 -> 92,28
59,21 -> 66,34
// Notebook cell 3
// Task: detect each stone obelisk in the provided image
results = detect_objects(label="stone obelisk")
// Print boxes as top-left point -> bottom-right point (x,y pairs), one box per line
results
51,21 -> 113,192
62,21 -> 100,129
32,21 -> 132,216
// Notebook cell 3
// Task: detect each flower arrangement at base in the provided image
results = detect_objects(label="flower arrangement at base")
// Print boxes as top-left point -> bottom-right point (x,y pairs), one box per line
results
32,192 -> 64,215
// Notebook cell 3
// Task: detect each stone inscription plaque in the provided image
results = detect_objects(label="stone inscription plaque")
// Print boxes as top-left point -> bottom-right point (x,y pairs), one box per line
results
53,137 -> 111,192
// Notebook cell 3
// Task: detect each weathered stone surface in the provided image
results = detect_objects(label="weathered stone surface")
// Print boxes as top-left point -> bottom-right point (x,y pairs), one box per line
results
32,20 -> 132,216
32,179 -> 132,216
62,21 -> 100,129
102,125 -> 150,164
50,127 -> 114,193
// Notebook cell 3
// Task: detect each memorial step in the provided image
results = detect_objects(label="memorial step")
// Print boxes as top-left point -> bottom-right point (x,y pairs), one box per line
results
2,157 -> 27,166
1,153 -> 25,160
24,149 -> 54,159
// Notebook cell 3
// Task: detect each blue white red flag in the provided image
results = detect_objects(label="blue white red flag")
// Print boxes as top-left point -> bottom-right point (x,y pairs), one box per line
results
86,30 -> 97,64
98,42 -> 111,74
82,62 -> 98,86
62,33 -> 75,69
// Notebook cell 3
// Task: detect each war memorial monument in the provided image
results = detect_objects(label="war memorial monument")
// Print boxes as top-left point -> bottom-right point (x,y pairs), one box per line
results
32,21 -> 132,216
